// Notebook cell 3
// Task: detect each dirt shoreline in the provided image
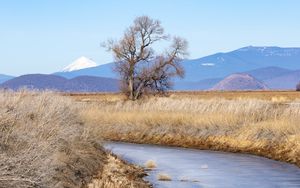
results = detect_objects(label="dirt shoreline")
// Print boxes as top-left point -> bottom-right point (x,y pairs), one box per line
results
88,153 -> 151,188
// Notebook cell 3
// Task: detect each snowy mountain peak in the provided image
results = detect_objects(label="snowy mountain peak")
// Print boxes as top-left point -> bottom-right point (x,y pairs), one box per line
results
235,46 -> 300,57
236,46 -> 279,52
62,56 -> 98,72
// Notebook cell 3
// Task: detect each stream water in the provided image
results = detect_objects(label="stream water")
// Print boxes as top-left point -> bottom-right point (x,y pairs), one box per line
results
104,142 -> 300,188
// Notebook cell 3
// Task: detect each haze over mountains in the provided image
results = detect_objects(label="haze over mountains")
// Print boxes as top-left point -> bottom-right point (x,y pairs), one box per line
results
1,46 -> 300,91
0,74 -> 14,84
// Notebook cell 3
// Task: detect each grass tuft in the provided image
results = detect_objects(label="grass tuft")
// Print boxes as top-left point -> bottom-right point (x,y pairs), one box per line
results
157,173 -> 172,181
145,160 -> 157,169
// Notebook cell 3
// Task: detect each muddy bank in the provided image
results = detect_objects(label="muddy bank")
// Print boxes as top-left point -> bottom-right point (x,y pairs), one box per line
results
88,154 -> 151,188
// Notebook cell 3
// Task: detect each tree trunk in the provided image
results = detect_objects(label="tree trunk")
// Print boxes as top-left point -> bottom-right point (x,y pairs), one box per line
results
128,76 -> 134,100
133,82 -> 144,100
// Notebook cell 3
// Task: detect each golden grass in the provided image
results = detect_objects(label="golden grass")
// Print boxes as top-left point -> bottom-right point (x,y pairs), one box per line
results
157,173 -> 172,181
0,90 -> 149,188
68,90 -> 300,102
145,160 -> 157,169
169,91 -> 300,102
79,93 -> 300,167
88,154 -> 150,188
5,90 -> 297,187
0,90 -> 106,187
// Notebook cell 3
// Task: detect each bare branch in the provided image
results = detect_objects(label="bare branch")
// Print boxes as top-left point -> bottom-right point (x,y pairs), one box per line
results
103,16 -> 189,100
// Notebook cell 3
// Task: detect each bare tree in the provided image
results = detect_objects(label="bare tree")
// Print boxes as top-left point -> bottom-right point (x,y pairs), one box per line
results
103,16 -> 188,100
296,82 -> 300,91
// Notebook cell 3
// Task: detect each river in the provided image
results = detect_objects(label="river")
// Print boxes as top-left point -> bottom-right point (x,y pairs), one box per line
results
105,142 -> 300,188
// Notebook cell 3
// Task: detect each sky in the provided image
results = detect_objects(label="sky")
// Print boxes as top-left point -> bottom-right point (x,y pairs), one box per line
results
1,0 -> 300,76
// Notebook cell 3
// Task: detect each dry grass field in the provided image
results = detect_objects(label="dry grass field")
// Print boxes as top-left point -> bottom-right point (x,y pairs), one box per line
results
67,90 -> 300,102
0,90 -> 149,188
77,91 -> 300,168
1,90 -> 299,187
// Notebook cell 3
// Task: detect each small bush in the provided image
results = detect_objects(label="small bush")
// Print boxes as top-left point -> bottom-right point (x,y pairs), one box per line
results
145,160 -> 157,169
296,82 -> 300,91
157,173 -> 172,181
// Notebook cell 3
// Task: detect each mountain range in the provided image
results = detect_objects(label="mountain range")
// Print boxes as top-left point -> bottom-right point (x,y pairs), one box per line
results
55,46 -> 300,81
0,74 -> 14,84
1,46 -> 300,91
0,74 -> 119,92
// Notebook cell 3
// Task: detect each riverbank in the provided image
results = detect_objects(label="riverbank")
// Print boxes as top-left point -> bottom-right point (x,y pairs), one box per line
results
0,91 -> 149,188
80,93 -> 300,168
104,142 -> 300,188
1,90 -> 299,187
88,153 -> 150,188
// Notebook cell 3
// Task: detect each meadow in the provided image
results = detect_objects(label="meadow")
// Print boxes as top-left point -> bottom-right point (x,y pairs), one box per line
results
77,91 -> 300,167
1,90 -> 299,188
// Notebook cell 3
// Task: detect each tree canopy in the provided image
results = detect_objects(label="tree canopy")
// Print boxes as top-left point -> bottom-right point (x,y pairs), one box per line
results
104,16 -> 188,100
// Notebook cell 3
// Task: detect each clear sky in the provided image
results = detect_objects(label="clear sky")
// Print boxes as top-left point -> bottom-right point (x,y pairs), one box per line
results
1,0 -> 300,76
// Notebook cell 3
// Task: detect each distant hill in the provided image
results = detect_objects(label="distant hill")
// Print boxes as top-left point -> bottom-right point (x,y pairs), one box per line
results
0,74 -> 67,90
181,46 -> 300,82
264,70 -> 300,90
242,66 -> 292,81
0,74 -> 14,84
0,74 -> 119,92
65,76 -> 119,92
174,78 -> 222,91
174,66 -> 296,91
211,74 -> 268,91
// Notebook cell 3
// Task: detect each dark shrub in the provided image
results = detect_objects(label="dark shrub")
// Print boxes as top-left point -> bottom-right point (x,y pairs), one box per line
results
296,82 -> 300,91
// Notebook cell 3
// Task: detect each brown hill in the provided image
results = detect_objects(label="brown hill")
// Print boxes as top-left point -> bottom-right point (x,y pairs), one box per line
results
211,73 -> 268,91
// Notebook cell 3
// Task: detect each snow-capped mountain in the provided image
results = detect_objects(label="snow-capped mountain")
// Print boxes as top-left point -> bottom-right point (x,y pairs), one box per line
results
62,56 -> 98,72
53,46 -> 300,90
236,46 -> 300,57
58,46 -> 300,80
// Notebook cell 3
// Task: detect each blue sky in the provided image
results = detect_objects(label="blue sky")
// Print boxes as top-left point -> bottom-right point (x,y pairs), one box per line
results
1,0 -> 300,76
